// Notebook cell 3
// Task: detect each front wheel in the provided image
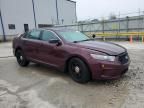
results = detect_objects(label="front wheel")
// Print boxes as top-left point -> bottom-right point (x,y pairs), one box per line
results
16,50 -> 29,67
68,58 -> 91,83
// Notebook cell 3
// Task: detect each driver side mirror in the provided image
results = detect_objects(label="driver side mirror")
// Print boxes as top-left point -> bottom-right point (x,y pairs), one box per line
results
49,39 -> 62,46
92,34 -> 96,38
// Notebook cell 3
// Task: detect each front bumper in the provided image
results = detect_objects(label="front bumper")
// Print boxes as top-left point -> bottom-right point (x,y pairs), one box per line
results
89,59 -> 130,80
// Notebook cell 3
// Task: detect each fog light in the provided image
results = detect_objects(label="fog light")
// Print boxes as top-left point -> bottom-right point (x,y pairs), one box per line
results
101,64 -> 105,68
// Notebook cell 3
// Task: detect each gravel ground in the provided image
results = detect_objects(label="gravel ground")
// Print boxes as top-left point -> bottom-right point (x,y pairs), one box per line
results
0,42 -> 144,108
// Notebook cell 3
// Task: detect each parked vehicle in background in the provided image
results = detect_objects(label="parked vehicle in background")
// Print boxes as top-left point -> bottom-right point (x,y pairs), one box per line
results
12,28 -> 130,83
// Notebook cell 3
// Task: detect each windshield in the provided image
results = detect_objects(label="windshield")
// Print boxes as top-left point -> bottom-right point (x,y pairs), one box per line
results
58,31 -> 90,42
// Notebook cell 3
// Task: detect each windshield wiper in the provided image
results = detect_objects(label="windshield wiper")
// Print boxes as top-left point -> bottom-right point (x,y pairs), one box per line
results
73,39 -> 94,43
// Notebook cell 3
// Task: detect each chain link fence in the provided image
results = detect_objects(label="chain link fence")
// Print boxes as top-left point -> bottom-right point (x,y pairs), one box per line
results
53,15 -> 144,41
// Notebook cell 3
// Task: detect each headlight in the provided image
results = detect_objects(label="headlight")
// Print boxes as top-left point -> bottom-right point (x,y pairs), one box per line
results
90,54 -> 115,62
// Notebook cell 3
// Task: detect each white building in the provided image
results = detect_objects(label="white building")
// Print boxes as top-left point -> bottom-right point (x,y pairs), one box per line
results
0,0 -> 77,40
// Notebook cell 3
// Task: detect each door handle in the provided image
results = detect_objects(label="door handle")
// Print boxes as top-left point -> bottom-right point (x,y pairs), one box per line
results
35,43 -> 42,53
23,40 -> 26,44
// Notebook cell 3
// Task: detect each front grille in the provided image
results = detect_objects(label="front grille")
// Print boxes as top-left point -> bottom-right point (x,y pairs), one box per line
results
118,52 -> 129,64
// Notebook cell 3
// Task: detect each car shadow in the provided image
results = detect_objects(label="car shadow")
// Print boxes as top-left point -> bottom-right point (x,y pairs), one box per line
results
24,62 -> 130,86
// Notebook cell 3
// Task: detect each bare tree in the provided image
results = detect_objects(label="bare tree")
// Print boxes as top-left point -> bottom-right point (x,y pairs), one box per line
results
109,13 -> 117,20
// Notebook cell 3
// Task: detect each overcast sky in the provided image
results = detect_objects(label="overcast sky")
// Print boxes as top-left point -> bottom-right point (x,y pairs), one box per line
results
74,0 -> 144,20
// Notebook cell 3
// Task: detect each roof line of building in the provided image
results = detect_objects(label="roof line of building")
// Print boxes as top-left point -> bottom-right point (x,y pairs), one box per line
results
66,0 -> 76,3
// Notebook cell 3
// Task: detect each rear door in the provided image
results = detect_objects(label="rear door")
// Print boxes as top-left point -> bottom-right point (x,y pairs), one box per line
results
22,30 -> 42,60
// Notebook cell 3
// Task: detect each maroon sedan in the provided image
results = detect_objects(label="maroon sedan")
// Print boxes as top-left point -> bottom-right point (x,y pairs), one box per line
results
13,29 -> 130,83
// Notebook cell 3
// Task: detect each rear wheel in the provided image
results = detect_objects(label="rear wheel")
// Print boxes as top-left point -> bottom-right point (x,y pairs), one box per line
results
16,50 -> 29,67
68,58 -> 91,83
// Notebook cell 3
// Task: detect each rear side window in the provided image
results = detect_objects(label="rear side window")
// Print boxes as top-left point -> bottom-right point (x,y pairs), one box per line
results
28,30 -> 41,40
41,31 -> 58,41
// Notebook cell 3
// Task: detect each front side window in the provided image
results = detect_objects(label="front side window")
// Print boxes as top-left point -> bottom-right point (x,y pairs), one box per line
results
58,31 -> 89,42
41,31 -> 58,41
28,30 -> 41,40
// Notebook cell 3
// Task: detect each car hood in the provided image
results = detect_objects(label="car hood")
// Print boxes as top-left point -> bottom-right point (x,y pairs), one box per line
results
75,41 -> 126,55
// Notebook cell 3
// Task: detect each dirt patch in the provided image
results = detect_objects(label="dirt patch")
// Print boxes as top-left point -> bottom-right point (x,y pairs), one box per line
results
0,42 -> 144,108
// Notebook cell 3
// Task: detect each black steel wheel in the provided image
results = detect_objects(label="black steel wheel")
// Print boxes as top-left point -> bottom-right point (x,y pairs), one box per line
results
16,50 -> 29,67
68,58 -> 91,83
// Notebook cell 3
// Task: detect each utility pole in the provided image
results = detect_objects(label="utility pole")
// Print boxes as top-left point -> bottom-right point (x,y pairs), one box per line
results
101,18 -> 105,41
102,19 -> 104,33
32,0 -> 37,28
117,12 -> 121,40
0,3 -> 6,42
55,0 -> 59,25
138,8 -> 140,38
126,16 -> 129,32
118,12 -> 121,33
143,11 -> 144,32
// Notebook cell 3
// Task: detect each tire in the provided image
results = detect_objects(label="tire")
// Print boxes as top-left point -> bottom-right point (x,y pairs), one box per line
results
68,58 -> 91,83
16,50 -> 29,67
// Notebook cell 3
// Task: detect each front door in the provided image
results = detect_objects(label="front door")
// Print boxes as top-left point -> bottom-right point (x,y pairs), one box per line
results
39,30 -> 66,67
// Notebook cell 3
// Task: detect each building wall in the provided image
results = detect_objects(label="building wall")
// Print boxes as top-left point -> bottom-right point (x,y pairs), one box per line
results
34,0 -> 57,26
0,0 -> 36,36
0,0 -> 77,37
58,0 -> 77,25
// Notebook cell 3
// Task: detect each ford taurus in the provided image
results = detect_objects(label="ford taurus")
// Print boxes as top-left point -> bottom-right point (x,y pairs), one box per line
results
13,29 -> 130,83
